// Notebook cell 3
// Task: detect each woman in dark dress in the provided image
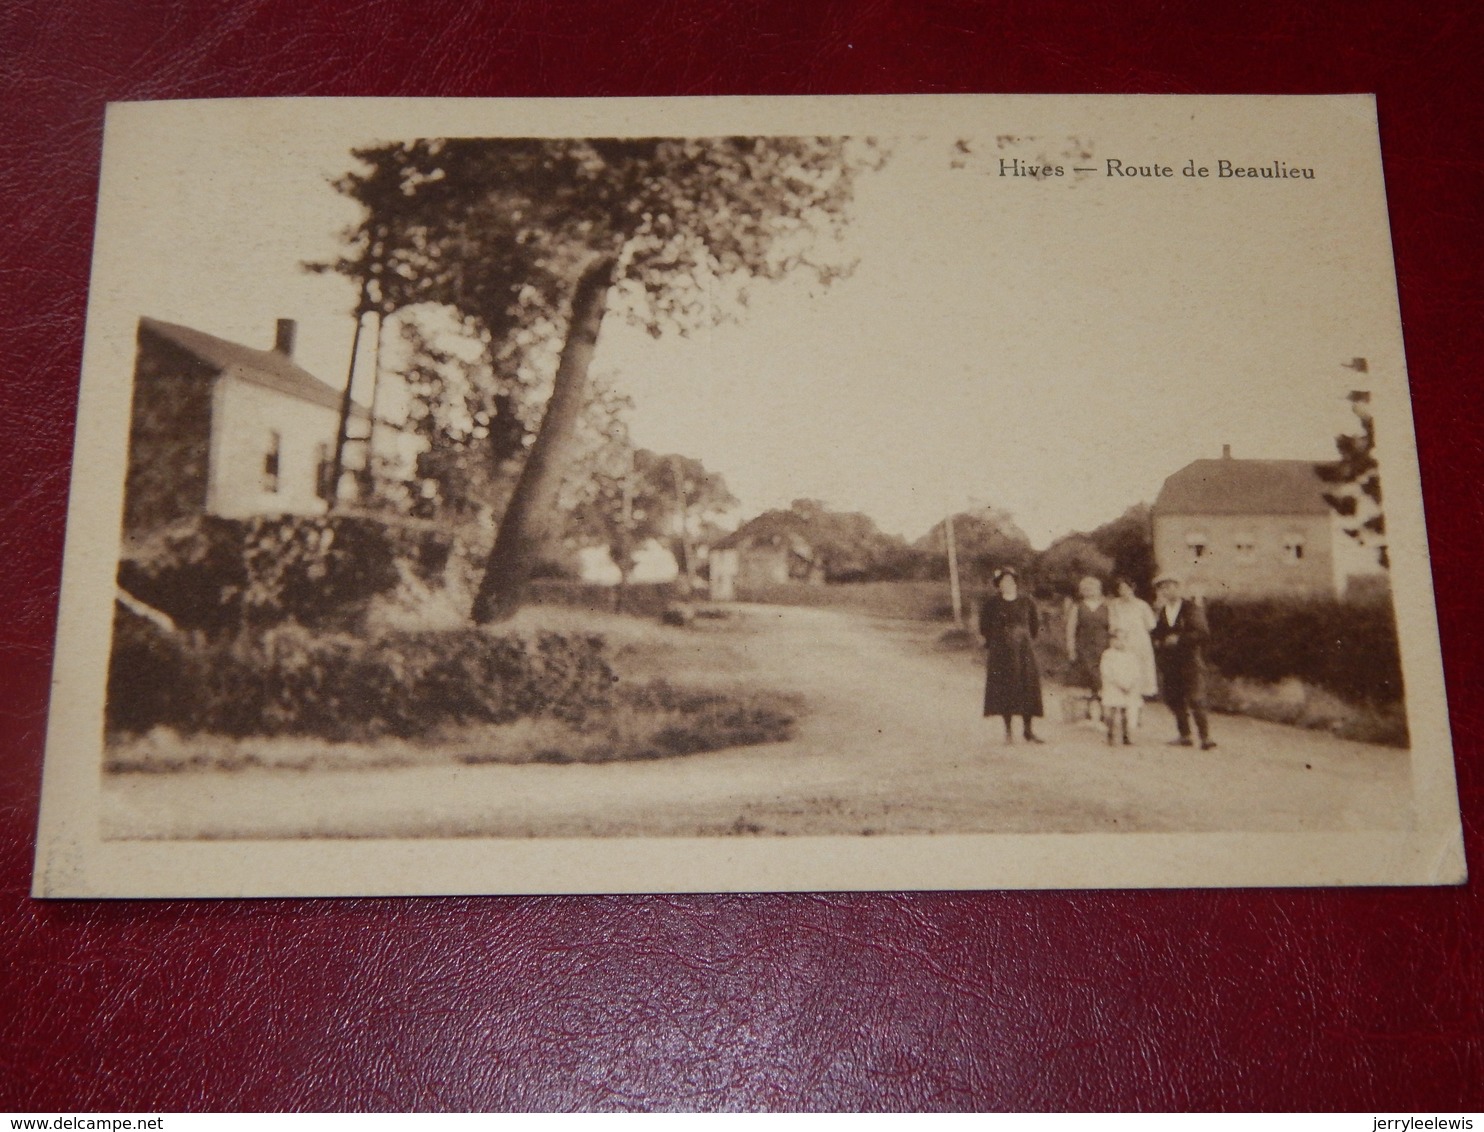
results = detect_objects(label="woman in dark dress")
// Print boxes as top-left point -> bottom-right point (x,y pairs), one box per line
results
979,567 -> 1045,743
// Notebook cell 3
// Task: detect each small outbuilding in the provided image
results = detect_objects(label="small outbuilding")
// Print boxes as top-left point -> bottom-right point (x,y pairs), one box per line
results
708,516 -> 824,600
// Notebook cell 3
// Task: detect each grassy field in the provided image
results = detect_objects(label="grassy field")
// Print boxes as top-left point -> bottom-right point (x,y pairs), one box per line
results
106,605 -> 802,774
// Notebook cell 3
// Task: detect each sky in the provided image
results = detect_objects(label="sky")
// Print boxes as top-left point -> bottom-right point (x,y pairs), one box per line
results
100,104 -> 1404,547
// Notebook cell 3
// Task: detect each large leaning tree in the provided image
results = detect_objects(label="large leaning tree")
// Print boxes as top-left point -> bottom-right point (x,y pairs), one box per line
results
319,136 -> 884,621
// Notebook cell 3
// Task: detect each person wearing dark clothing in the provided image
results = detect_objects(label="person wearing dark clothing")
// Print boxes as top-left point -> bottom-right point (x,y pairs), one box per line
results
1150,573 -> 1216,749
1064,575 -> 1112,701
979,567 -> 1044,743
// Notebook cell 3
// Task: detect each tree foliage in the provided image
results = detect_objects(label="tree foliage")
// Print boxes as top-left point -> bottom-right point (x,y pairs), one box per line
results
1317,390 -> 1387,568
1029,535 -> 1116,599
320,136 -> 884,619
566,442 -> 738,585
915,508 -> 1035,585
324,137 -> 879,335
732,499 -> 909,582
1082,503 -> 1156,591
1027,504 -> 1154,598
394,309 -> 536,521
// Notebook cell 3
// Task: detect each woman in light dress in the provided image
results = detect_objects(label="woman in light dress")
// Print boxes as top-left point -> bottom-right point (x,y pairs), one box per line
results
1107,577 -> 1158,699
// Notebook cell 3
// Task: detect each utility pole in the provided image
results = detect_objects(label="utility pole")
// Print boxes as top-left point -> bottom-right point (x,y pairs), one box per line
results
944,510 -> 964,625
670,455 -> 693,598
616,454 -> 634,614
361,310 -> 386,500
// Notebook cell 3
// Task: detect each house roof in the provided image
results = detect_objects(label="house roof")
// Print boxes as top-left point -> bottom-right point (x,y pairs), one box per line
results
713,513 -> 814,558
1153,458 -> 1336,516
139,317 -> 363,416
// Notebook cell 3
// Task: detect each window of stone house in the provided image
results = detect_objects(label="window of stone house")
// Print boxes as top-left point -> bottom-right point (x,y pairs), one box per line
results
1234,531 -> 1257,563
262,430 -> 282,494
1282,533 -> 1306,563
1184,529 -> 1209,561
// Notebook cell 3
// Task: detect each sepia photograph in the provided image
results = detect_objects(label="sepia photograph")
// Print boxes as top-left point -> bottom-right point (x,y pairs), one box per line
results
33,95 -> 1465,895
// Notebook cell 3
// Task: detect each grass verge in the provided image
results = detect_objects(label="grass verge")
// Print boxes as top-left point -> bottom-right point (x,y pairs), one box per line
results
1203,672 -> 1408,747
467,682 -> 801,766
105,680 -> 801,774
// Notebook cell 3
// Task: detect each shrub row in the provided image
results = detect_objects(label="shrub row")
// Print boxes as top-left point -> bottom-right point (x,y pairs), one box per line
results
107,611 -> 615,740
1033,595 -> 1402,707
1203,596 -> 1402,706
119,514 -> 454,635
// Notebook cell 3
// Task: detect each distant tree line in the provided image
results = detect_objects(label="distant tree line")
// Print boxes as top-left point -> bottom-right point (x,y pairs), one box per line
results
720,499 -> 1158,598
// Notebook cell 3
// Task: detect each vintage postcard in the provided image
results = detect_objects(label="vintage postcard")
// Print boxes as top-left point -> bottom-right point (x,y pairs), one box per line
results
33,94 -> 1465,896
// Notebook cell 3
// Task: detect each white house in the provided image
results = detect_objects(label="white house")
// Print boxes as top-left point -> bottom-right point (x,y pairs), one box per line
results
124,316 -> 370,536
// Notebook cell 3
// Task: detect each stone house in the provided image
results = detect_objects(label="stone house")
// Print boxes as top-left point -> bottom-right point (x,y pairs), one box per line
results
1151,446 -> 1383,599
708,517 -> 824,600
123,316 -> 367,537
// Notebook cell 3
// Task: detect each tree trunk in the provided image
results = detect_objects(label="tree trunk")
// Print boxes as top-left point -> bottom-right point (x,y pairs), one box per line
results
472,255 -> 617,623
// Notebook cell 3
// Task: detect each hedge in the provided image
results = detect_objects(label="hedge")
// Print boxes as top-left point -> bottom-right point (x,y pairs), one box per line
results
1202,596 -> 1401,705
119,514 -> 453,635
1032,595 -> 1402,707
107,611 -> 615,740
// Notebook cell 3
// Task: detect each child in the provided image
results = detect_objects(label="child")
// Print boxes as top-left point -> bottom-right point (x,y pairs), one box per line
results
1098,629 -> 1142,746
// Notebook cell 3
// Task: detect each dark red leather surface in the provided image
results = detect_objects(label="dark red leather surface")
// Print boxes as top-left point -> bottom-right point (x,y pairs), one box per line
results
2,0 -> 1481,1112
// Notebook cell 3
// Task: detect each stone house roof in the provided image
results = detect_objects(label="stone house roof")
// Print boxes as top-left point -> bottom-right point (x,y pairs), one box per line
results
712,513 -> 814,560
138,317 -> 363,417
1153,457 -> 1335,517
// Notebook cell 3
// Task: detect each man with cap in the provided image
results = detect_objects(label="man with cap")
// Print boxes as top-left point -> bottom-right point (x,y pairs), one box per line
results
1149,573 -> 1216,750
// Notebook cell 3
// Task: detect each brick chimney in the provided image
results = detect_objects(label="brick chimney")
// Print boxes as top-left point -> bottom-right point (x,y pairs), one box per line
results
274,318 -> 297,357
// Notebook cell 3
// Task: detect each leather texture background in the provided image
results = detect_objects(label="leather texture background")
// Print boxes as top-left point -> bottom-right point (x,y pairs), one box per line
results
2,0 -> 1481,1112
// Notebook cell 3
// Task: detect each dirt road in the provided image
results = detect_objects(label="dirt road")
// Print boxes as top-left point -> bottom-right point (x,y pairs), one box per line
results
105,604 -> 1413,839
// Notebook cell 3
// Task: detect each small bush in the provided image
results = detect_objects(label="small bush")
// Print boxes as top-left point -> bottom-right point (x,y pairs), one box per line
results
106,610 -> 615,741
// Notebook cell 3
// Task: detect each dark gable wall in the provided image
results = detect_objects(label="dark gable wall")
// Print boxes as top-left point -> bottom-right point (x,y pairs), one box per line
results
123,329 -> 215,536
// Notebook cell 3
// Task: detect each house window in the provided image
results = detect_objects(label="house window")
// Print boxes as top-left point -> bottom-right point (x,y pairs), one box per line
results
262,431 -> 282,494
1234,532 -> 1257,563
1282,534 -> 1306,564
1185,529 -> 1209,562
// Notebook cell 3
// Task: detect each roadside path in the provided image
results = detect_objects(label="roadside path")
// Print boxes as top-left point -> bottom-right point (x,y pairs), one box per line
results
105,604 -> 1413,839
